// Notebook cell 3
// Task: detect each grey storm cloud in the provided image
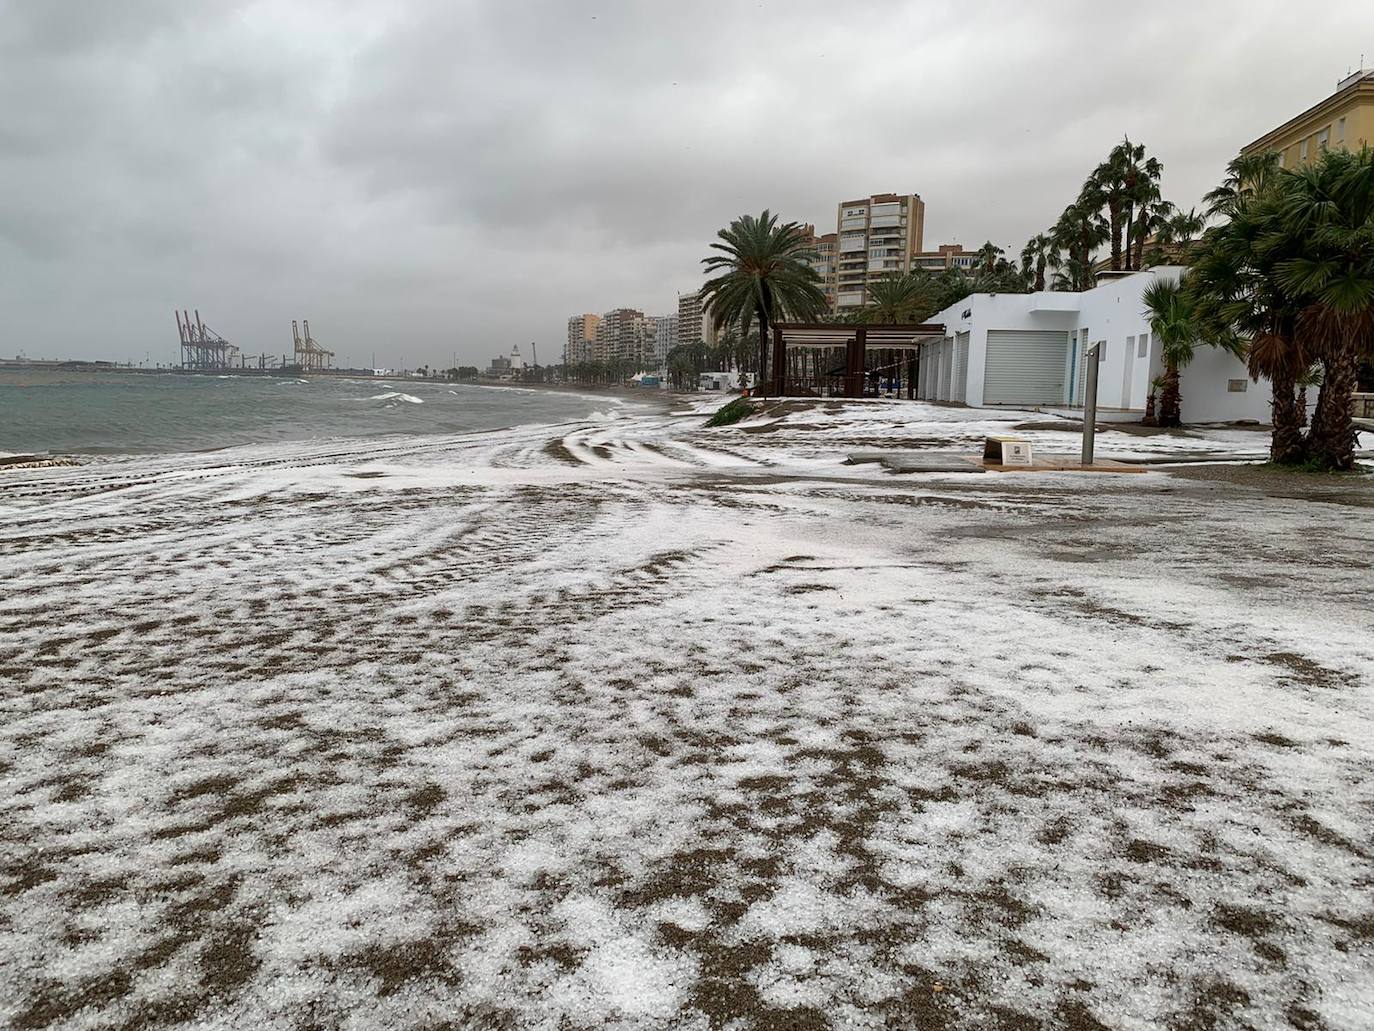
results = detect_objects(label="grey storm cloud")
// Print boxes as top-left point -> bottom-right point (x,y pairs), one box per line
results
3,0 -> 1373,366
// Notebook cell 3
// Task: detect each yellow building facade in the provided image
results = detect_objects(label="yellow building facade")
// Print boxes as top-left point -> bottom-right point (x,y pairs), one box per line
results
1242,70 -> 1374,167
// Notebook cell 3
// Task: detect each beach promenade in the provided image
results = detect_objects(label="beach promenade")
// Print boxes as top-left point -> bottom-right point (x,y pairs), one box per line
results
2,400 -> 1372,1029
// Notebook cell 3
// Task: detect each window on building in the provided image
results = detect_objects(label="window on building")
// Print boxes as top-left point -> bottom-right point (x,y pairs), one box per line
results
1098,341 -> 1107,362
1126,335 -> 1135,359
1138,332 -> 1149,358
1338,117 -> 1346,145
1278,149 -> 1285,168
1300,137 -> 1309,160
1318,126 -> 1330,151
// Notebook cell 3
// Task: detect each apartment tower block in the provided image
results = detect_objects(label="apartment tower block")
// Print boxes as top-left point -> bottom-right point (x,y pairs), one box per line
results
833,193 -> 926,312
566,313 -> 600,365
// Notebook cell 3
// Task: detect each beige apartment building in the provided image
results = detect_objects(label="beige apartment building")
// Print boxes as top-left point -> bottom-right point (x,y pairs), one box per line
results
677,290 -> 706,351
1242,68 -> 1374,168
566,313 -> 600,365
911,243 -> 977,272
833,193 -> 926,311
797,224 -> 839,309
594,308 -> 655,365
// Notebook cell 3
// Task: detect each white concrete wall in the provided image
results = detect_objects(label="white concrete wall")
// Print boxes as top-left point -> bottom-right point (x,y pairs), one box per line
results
1178,347 -> 1270,422
1074,268 -> 1182,411
929,268 -> 1274,423
931,293 -> 1075,406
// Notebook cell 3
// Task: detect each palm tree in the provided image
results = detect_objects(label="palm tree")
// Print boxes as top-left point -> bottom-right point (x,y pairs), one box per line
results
700,211 -> 828,393
1186,172 -> 1309,463
1129,194 -> 1173,271
1116,139 -> 1164,271
1275,148 -> 1374,470
973,241 -> 1006,275
1142,277 -> 1198,426
1204,151 -> 1281,219
1051,199 -> 1108,291
1149,206 -> 1207,266
1086,154 -> 1125,271
859,272 -> 935,324
1020,233 -> 1055,291
1088,138 -> 1164,271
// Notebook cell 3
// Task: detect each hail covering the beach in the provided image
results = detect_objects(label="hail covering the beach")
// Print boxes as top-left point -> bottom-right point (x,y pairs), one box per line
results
2,397 -> 1372,1027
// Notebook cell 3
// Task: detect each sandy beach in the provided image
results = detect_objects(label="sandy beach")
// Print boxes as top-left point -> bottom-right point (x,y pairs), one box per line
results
2,399 -> 1372,1029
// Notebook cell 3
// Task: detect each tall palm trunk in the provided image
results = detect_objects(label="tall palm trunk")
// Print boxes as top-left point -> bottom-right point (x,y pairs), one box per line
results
1132,210 -> 1149,270
1269,367 -> 1306,465
757,314 -> 769,395
1159,365 -> 1182,427
1108,201 -> 1123,271
1308,347 -> 1359,470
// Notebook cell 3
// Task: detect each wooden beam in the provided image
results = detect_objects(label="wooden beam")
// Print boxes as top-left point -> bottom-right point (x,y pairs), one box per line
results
772,325 -> 786,396
845,327 -> 866,398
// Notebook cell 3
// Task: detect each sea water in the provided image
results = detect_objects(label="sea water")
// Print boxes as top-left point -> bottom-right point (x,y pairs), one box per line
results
0,371 -> 624,455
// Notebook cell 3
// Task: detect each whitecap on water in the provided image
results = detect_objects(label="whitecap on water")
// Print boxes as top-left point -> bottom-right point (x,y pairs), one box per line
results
369,391 -> 424,404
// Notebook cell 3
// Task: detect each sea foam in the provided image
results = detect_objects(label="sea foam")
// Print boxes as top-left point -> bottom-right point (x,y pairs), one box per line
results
369,392 -> 424,404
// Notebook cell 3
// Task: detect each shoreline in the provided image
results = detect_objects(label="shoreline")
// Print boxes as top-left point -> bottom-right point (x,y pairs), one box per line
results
463,377 -> 695,411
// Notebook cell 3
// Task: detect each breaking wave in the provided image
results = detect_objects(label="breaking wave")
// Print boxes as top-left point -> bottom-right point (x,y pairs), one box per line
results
369,392 -> 424,404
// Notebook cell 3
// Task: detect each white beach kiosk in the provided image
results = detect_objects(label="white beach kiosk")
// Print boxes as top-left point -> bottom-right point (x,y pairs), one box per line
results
919,267 -> 1271,423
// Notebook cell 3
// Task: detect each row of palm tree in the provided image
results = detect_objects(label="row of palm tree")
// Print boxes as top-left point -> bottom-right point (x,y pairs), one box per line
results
563,357 -> 647,386
665,332 -> 759,390
1144,147 -> 1373,470
855,259 -> 1026,325
1027,138 -> 1206,292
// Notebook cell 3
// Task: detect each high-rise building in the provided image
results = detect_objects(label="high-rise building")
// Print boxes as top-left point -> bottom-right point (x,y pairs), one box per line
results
566,313 -> 600,365
911,243 -> 977,273
594,308 -> 654,365
651,315 -> 678,368
797,223 -> 838,309
678,290 -> 721,349
833,193 -> 926,312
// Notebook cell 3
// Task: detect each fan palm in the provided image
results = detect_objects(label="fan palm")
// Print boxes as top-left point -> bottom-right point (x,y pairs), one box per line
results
1149,206 -> 1207,266
1120,142 -> 1164,271
700,211 -> 828,392
1020,233 -> 1055,291
1187,165 -> 1309,463
1051,200 -> 1108,290
1086,153 -> 1126,271
1204,151 -> 1281,220
1274,147 -> 1374,470
973,241 -> 1005,275
1142,277 -> 1199,426
858,272 -> 937,324
1129,194 -> 1173,271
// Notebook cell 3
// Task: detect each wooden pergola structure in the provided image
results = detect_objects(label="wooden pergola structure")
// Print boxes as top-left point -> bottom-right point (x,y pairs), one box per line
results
767,323 -> 946,398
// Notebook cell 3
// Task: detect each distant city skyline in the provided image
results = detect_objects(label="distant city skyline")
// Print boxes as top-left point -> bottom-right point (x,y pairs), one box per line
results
4,2 -> 1374,366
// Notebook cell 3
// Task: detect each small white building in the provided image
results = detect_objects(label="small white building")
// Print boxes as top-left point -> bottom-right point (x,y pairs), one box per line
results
699,370 -> 742,392
920,268 -> 1270,423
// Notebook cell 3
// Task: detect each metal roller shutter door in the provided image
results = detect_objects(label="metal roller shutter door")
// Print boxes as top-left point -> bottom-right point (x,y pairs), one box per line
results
954,332 -> 970,403
983,330 -> 1069,405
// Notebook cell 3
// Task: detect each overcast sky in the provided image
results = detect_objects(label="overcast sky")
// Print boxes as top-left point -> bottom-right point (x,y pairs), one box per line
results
4,0 -> 1374,367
